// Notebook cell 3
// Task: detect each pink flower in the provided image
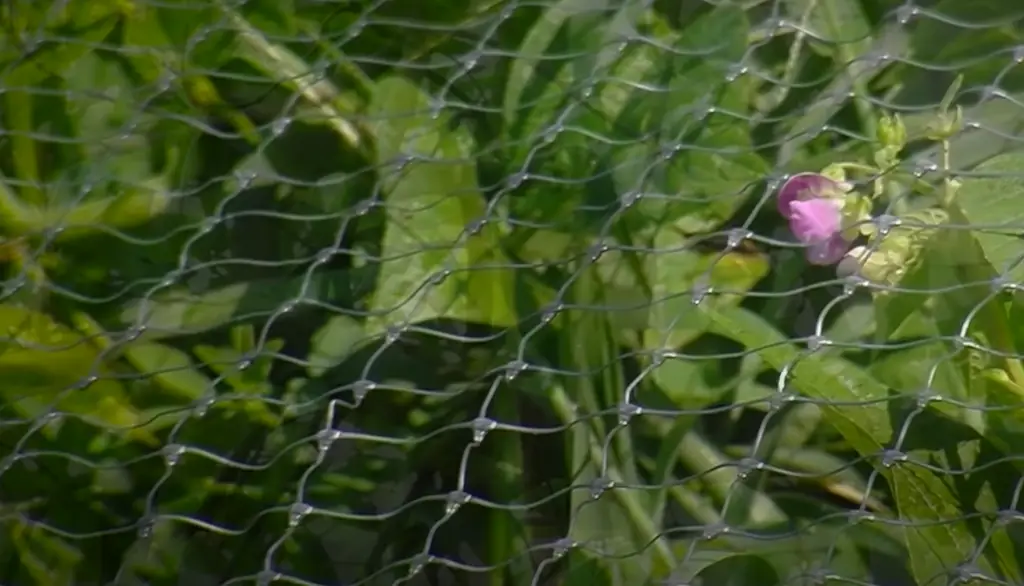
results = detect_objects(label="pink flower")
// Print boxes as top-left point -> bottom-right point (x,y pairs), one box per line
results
777,173 -> 851,265
789,198 -> 841,242
805,233 -> 851,265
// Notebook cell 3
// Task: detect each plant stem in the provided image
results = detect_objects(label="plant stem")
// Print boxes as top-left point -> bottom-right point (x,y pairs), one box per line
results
940,138 -> 955,208
487,387 -> 528,586
754,0 -> 817,117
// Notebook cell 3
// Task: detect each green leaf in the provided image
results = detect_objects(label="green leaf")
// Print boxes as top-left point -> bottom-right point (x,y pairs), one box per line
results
366,75 -> 516,334
703,305 -> 1013,582
306,315 -> 366,378
870,343 -> 970,409
119,343 -> 213,401
784,0 -> 872,50
898,0 -> 1024,102
117,267 -> 377,340
0,305 -> 150,442
71,311 -> 215,403
954,151 -> 1024,282
192,326 -> 284,395
607,6 -> 766,234
705,306 -> 890,454
873,220 -> 989,344
501,0 -> 601,134
549,386 -> 672,584
9,518 -> 83,586
673,553 -> 780,586
0,1 -> 122,87
45,179 -> 175,241
649,358 -> 725,411
640,227 -> 769,350
891,409 -> 1024,584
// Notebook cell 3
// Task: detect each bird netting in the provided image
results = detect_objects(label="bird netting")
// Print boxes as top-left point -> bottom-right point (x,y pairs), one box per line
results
3,0 -> 1024,585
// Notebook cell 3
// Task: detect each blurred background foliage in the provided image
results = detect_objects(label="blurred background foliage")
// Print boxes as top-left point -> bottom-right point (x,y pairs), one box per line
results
2,0 -> 1024,584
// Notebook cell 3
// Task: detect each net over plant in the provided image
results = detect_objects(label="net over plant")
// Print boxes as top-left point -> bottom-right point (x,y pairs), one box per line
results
3,0 -> 1024,585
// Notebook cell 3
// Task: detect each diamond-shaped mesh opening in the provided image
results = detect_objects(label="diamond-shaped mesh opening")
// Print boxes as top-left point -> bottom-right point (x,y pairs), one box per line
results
3,0 -> 1024,585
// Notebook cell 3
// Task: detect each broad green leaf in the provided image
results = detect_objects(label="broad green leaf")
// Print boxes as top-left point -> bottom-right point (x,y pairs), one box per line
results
0,1 -> 122,87
43,179 -> 174,241
194,326 -> 284,394
120,343 -> 213,401
192,344 -> 268,393
550,386 -> 671,585
907,94 -> 1024,171
825,302 -> 876,343
704,304 -> 1013,582
892,411 -> 1024,585
784,0 -> 872,52
117,267 -> 377,340
518,227 -> 768,350
673,553 -> 780,586
705,306 -> 886,453
226,6 -> 363,151
777,21 -> 904,166
637,227 -> 769,349
608,6 -> 766,234
898,0 -> 1024,103
672,523 -> 905,585
366,75 -> 516,334
501,0 -> 605,133
954,152 -> 1024,282
870,343 -> 971,414
874,217 -> 990,345
59,51 -> 154,193
190,343 -> 281,426
72,311 -> 215,402
648,358 -> 725,411
870,206 -> 1022,428
306,315 -> 366,378
9,519 -> 83,586
0,305 -> 150,442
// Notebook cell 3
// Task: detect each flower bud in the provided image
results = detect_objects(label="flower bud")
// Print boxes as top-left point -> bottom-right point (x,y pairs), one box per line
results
877,113 -> 907,151
820,164 -> 853,192
925,105 -> 964,141
837,246 -> 893,281
836,208 -> 949,284
840,194 -> 873,241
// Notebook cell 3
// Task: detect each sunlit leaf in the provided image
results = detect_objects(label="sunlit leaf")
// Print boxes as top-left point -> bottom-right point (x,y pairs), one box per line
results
704,304 -> 1018,583
0,305 -> 150,442
954,152 -> 1024,282
366,75 -> 516,334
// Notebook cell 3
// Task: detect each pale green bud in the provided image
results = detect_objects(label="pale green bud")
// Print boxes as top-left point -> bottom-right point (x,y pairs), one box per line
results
877,113 -> 907,151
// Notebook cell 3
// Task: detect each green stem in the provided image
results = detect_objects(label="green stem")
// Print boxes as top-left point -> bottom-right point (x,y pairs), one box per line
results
487,387 -> 528,586
549,388 -> 677,573
754,0 -> 817,116
4,90 -> 46,207
940,138 -> 954,208
217,1 -> 367,155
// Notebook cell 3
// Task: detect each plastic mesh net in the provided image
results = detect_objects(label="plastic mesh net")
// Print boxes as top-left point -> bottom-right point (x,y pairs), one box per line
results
4,0 -> 1024,585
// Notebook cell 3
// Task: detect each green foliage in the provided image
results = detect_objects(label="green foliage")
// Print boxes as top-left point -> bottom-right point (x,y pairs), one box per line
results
2,0 -> 1024,585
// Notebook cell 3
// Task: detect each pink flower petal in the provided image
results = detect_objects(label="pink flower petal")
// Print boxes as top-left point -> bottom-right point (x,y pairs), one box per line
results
806,234 -> 850,265
788,198 -> 842,243
777,173 -> 839,218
